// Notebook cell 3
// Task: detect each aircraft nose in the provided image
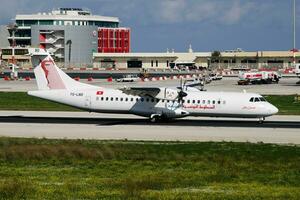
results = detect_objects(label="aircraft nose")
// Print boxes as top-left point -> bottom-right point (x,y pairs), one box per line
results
268,104 -> 279,115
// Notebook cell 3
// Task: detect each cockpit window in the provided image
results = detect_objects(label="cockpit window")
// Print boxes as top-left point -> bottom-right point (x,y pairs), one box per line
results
250,97 -> 267,102
259,97 -> 266,102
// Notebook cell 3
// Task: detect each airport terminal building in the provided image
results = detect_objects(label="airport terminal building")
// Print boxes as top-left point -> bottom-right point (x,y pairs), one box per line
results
93,48 -> 300,71
0,8 -> 130,66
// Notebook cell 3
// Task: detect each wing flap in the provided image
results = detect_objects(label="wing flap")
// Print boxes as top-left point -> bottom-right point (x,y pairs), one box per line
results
120,87 -> 179,100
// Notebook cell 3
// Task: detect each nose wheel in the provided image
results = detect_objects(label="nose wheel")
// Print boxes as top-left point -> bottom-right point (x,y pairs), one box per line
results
258,117 -> 265,124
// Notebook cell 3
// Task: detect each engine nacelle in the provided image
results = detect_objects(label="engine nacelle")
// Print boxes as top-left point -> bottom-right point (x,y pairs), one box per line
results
156,88 -> 179,101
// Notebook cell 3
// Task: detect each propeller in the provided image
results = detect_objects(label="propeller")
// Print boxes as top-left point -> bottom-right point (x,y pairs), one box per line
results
177,78 -> 187,105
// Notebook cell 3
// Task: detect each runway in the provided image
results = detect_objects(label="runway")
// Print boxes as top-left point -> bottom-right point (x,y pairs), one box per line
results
0,111 -> 300,144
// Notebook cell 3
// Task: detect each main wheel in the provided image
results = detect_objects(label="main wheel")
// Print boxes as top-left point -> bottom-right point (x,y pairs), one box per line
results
150,115 -> 160,123
258,117 -> 265,124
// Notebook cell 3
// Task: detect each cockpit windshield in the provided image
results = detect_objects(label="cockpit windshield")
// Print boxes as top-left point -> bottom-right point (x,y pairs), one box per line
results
249,97 -> 267,102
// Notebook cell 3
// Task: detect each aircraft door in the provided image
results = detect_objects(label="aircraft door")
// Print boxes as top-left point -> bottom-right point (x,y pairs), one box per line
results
84,95 -> 91,109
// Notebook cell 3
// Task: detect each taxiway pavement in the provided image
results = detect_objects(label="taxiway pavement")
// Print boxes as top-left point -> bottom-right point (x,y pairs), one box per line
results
0,111 -> 299,144
0,77 -> 299,95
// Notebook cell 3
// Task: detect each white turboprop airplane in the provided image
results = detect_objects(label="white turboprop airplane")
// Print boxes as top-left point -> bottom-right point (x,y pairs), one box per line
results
27,48 -> 278,122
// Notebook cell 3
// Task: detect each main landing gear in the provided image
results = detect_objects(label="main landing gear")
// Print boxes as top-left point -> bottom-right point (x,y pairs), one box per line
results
150,114 -> 161,123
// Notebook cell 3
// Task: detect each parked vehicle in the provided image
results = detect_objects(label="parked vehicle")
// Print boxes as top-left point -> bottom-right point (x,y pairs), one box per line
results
296,63 -> 300,77
238,71 -> 281,85
209,73 -> 223,80
116,74 -> 139,82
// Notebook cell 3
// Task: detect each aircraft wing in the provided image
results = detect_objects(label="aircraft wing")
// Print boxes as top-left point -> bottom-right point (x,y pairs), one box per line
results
120,87 -> 161,97
119,87 -> 181,100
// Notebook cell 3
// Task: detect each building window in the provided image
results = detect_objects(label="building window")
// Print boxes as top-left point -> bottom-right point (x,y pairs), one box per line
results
15,49 -> 29,55
151,60 -> 153,67
156,60 -> 158,67
39,20 -> 53,25
24,20 -> 38,26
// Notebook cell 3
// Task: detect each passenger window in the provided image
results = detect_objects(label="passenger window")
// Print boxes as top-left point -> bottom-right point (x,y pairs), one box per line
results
187,100 -> 190,103
141,98 -> 144,102
136,98 -> 139,101
106,97 -> 109,101
255,97 -> 260,102
101,97 -> 104,101
131,98 -> 134,101
116,97 -> 118,101
197,100 -> 200,104
156,99 -> 159,103
146,98 -> 149,102
120,98 -> 123,101
162,99 -> 165,103
250,97 -> 254,102
217,100 -> 221,104
182,100 -> 185,103
192,100 -> 195,104
208,100 -> 210,104
212,100 -> 215,104
151,99 -> 154,102
111,97 -> 113,101
202,100 -> 205,104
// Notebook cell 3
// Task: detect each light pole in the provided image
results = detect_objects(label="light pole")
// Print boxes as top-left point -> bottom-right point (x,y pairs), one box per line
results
66,40 -> 72,66
292,0 -> 298,67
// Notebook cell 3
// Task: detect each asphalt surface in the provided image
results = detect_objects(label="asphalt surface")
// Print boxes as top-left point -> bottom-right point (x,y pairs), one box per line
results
0,111 -> 299,144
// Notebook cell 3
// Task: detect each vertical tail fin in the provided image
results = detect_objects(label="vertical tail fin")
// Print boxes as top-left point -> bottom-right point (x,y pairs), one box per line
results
28,48 -> 96,90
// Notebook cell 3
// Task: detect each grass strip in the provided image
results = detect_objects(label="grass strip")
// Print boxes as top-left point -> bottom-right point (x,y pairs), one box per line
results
0,138 -> 299,199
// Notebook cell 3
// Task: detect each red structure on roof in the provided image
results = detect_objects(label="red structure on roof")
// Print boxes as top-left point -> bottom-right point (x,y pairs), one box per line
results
98,28 -> 130,53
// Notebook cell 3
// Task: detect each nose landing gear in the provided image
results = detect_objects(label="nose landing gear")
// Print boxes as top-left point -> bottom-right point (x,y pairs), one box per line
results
258,117 -> 265,124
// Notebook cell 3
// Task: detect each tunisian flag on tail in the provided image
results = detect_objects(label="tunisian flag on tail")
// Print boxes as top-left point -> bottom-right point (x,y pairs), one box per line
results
96,91 -> 104,95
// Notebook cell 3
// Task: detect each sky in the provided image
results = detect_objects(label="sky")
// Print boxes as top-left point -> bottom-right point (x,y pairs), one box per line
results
0,0 -> 299,52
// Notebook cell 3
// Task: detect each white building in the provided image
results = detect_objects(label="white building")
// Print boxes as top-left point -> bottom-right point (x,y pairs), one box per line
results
93,49 -> 300,70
